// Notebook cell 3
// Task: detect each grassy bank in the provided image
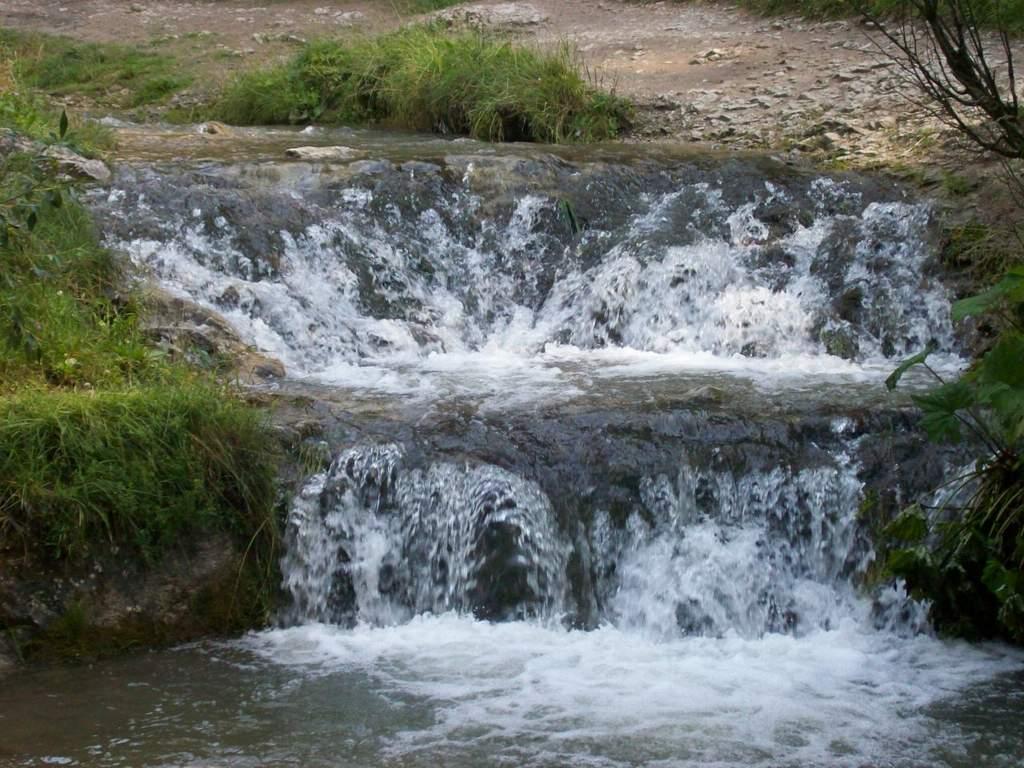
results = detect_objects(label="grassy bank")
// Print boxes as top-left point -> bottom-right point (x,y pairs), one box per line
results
0,28 -> 190,109
214,26 -> 631,142
0,386 -> 276,562
1,22 -> 631,144
0,129 -> 281,658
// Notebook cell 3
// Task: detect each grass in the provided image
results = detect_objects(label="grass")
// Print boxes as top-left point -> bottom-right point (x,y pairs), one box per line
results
0,384 -> 276,562
0,155 -> 145,388
0,148 -> 280,627
214,26 -> 631,143
942,220 -> 1024,288
0,27 -> 191,109
0,89 -> 114,156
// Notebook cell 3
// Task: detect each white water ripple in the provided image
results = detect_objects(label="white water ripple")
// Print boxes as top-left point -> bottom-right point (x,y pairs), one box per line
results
242,616 -> 1024,768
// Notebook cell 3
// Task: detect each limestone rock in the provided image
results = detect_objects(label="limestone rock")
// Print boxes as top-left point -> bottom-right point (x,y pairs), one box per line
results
285,145 -> 363,162
0,132 -> 111,182
433,3 -> 548,31
142,286 -> 287,384
46,146 -> 111,182
198,121 -> 235,137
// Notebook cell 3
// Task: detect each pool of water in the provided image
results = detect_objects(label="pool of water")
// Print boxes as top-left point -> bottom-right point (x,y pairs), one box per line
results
2,617 -> 1023,768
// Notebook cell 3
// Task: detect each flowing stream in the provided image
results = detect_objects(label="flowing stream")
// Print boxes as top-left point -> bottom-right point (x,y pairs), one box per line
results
2,127 -> 1022,767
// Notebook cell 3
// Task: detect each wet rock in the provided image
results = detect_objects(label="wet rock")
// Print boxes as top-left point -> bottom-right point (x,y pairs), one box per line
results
820,327 -> 860,360
285,146 -> 363,162
0,532 -> 249,665
142,286 -> 286,383
198,121 -> 235,137
43,145 -> 111,182
1,131 -> 110,182
834,285 -> 865,324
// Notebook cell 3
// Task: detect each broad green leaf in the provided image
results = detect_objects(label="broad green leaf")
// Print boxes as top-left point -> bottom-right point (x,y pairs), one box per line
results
912,379 -> 974,443
59,109 -> 69,140
977,334 -> 1024,389
975,335 -> 1024,440
982,558 -> 1017,602
884,505 -> 930,543
886,547 -> 937,597
886,340 -> 938,391
952,269 -> 1024,322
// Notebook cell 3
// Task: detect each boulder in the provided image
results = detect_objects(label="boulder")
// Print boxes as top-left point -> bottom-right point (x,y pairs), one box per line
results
43,145 -> 112,182
285,145 -> 363,162
432,3 -> 549,30
142,286 -> 287,384
0,131 -> 111,182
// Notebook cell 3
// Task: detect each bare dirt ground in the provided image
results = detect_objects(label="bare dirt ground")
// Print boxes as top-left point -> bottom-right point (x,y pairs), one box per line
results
0,0 -> 979,170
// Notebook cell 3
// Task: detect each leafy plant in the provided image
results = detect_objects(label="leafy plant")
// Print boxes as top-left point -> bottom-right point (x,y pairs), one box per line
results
0,109 -> 69,247
885,267 -> 1024,641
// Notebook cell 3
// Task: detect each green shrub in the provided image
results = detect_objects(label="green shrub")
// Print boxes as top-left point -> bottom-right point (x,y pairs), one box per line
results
885,267 -> 1024,642
215,27 -> 631,143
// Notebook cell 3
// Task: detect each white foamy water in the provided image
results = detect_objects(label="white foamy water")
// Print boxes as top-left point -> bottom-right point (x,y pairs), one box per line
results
241,616 -> 1024,768
254,441 -> 1024,768
99,164 -> 960,400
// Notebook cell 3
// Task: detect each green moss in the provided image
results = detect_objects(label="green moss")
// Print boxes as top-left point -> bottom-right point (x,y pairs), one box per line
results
24,557 -> 279,663
215,27 -> 632,143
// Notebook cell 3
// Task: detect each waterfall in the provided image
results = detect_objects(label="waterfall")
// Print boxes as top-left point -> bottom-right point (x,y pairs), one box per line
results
51,140 -> 1021,768
93,154 -> 955,391
284,444 -> 569,626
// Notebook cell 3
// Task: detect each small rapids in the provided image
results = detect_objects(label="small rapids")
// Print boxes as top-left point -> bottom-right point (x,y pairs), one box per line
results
92,148 -> 958,399
4,134 -> 1017,768
283,442 -> 875,638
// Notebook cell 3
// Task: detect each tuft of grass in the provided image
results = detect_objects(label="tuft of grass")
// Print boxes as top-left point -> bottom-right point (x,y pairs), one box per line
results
942,220 -> 1024,287
0,27 -> 191,108
0,383 -> 277,562
214,26 -> 631,143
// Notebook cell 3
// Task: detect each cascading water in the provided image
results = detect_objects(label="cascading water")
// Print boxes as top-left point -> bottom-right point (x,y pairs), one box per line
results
284,443 -> 569,626
93,150 -> 957,400
6,131 -> 1019,768
283,440 -> 876,639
